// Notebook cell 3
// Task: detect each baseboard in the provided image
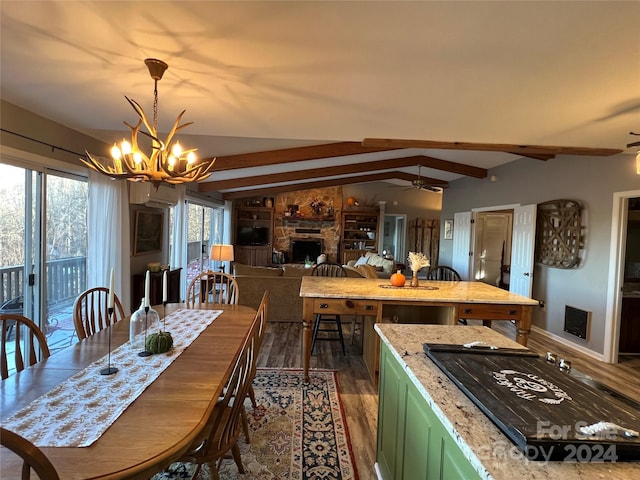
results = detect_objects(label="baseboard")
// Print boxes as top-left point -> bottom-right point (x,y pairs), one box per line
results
531,325 -> 606,362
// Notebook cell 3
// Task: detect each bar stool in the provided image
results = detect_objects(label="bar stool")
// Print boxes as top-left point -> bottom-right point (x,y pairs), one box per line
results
310,263 -> 347,355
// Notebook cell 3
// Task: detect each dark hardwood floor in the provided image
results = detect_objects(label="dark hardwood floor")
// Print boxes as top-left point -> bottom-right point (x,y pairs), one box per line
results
256,320 -> 640,480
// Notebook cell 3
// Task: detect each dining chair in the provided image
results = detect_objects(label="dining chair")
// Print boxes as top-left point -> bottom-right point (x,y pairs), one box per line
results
176,306 -> 259,478
311,263 -> 347,355
1,314 -> 51,380
242,290 -> 269,443
426,266 -> 472,325
0,426 -> 60,480
73,287 -> 125,340
426,266 -> 461,282
186,271 -> 239,308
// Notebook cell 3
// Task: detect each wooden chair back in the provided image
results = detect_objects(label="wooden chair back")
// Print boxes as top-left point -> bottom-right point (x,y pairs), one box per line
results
178,305 -> 260,474
248,291 -> 269,393
0,427 -> 60,479
73,287 -> 125,340
311,263 -> 346,278
426,266 -> 461,281
426,266 -> 467,324
186,271 -> 239,308
1,314 -> 50,380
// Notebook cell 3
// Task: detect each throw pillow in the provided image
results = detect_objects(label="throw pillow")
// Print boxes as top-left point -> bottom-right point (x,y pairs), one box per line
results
364,252 -> 394,273
355,255 -> 369,266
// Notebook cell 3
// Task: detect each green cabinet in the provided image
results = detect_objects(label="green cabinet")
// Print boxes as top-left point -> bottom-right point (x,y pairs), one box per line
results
377,342 -> 482,480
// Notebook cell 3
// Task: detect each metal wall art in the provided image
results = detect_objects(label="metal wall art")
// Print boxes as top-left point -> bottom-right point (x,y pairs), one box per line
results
536,199 -> 583,268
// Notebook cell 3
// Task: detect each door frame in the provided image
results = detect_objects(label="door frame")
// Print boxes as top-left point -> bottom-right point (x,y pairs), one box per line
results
470,204 -> 520,283
604,189 -> 640,364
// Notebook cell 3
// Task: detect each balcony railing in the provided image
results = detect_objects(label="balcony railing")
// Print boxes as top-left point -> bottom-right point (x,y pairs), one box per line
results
1,256 -> 87,307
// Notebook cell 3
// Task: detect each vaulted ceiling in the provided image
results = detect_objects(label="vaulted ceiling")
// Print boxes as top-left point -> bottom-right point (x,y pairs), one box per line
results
1,1 -> 637,199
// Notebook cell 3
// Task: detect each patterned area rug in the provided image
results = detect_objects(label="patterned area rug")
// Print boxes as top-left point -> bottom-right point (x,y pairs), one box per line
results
152,368 -> 358,480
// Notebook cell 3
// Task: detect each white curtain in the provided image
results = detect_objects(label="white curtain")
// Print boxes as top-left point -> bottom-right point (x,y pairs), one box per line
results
170,187 -> 187,301
87,171 -> 131,313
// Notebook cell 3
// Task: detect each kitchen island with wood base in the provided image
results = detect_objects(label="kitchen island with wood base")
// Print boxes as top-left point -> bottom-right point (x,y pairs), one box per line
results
300,277 -> 539,382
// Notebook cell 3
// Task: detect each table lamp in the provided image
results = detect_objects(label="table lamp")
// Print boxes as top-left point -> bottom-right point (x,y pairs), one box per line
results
210,244 -> 234,273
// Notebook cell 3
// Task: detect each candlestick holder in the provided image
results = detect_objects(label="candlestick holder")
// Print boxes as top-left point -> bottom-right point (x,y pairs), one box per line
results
100,307 -> 118,375
162,300 -> 167,331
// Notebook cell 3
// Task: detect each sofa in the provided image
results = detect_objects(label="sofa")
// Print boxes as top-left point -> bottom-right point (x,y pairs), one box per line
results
233,262 -> 313,323
346,251 -> 397,279
233,259 -> 392,323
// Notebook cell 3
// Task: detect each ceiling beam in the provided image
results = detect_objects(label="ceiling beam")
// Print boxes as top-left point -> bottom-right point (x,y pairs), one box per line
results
209,141 -> 398,171
362,138 -> 623,156
221,171 -> 449,200
199,155 -> 485,192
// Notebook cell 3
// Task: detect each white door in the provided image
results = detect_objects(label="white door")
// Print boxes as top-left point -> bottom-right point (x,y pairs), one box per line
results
452,212 -> 472,280
510,204 -> 537,297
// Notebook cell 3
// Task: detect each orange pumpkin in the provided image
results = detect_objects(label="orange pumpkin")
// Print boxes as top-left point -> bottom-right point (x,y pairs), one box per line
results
390,270 -> 406,287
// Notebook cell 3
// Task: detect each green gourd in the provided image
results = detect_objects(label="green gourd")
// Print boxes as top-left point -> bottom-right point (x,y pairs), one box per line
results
145,331 -> 174,354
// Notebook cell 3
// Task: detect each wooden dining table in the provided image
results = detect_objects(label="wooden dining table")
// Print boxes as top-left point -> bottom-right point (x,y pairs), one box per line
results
0,303 -> 257,480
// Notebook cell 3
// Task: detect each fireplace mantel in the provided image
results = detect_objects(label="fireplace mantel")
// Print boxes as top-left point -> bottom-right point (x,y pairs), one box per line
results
281,216 -> 335,226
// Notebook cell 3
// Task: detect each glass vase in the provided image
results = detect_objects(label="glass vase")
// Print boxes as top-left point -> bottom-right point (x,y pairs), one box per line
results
129,299 -> 160,352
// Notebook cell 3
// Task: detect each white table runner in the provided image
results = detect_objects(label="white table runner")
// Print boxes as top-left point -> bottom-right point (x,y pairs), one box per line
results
2,308 -> 222,447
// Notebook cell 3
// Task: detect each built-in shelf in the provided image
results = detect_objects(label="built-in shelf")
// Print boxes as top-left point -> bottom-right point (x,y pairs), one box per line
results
234,206 -> 274,266
340,209 -> 379,264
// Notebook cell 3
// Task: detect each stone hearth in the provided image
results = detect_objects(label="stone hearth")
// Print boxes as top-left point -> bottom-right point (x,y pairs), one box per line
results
273,187 -> 342,263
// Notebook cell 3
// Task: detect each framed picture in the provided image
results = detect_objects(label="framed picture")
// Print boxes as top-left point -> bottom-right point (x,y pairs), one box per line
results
133,211 -> 163,255
444,219 -> 454,240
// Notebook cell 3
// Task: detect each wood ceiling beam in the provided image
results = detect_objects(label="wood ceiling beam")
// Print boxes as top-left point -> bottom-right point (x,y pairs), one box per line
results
362,138 -> 623,157
518,153 -> 556,160
199,155 -> 484,192
209,141 -> 397,171
221,171 -> 448,200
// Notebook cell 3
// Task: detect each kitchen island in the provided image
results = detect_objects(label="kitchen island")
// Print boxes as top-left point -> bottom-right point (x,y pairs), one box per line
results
374,323 -> 640,480
300,276 -> 539,382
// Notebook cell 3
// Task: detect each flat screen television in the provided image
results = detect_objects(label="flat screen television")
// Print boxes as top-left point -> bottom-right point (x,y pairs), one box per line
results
236,226 -> 270,246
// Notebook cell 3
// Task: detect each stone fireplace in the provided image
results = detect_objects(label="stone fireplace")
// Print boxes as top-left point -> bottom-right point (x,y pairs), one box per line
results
273,186 -> 342,263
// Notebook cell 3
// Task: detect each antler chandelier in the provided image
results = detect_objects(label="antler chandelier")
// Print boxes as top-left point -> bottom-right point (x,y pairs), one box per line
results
82,58 -> 216,187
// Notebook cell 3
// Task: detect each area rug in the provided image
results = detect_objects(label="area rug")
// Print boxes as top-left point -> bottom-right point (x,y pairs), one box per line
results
152,368 -> 358,480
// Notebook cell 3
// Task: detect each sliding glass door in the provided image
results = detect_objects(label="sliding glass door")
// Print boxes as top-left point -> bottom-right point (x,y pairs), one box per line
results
185,202 -> 224,288
0,162 -> 87,368
45,172 -> 88,348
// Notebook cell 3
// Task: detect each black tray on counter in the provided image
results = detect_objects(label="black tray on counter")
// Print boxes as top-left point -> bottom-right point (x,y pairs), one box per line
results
423,343 -> 640,462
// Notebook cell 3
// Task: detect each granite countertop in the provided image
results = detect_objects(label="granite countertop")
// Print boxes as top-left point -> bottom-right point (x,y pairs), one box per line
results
300,276 -> 538,305
375,324 -> 640,480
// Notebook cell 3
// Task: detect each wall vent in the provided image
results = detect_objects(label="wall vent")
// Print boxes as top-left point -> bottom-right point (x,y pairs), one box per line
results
564,305 -> 590,340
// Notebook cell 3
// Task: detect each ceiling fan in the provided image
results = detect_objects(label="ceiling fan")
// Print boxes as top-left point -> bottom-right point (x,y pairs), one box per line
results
391,166 -> 442,193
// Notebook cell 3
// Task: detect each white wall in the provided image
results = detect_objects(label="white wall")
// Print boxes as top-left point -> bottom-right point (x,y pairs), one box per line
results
1,100 -> 108,165
439,153 -> 638,355
342,181 -> 442,219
